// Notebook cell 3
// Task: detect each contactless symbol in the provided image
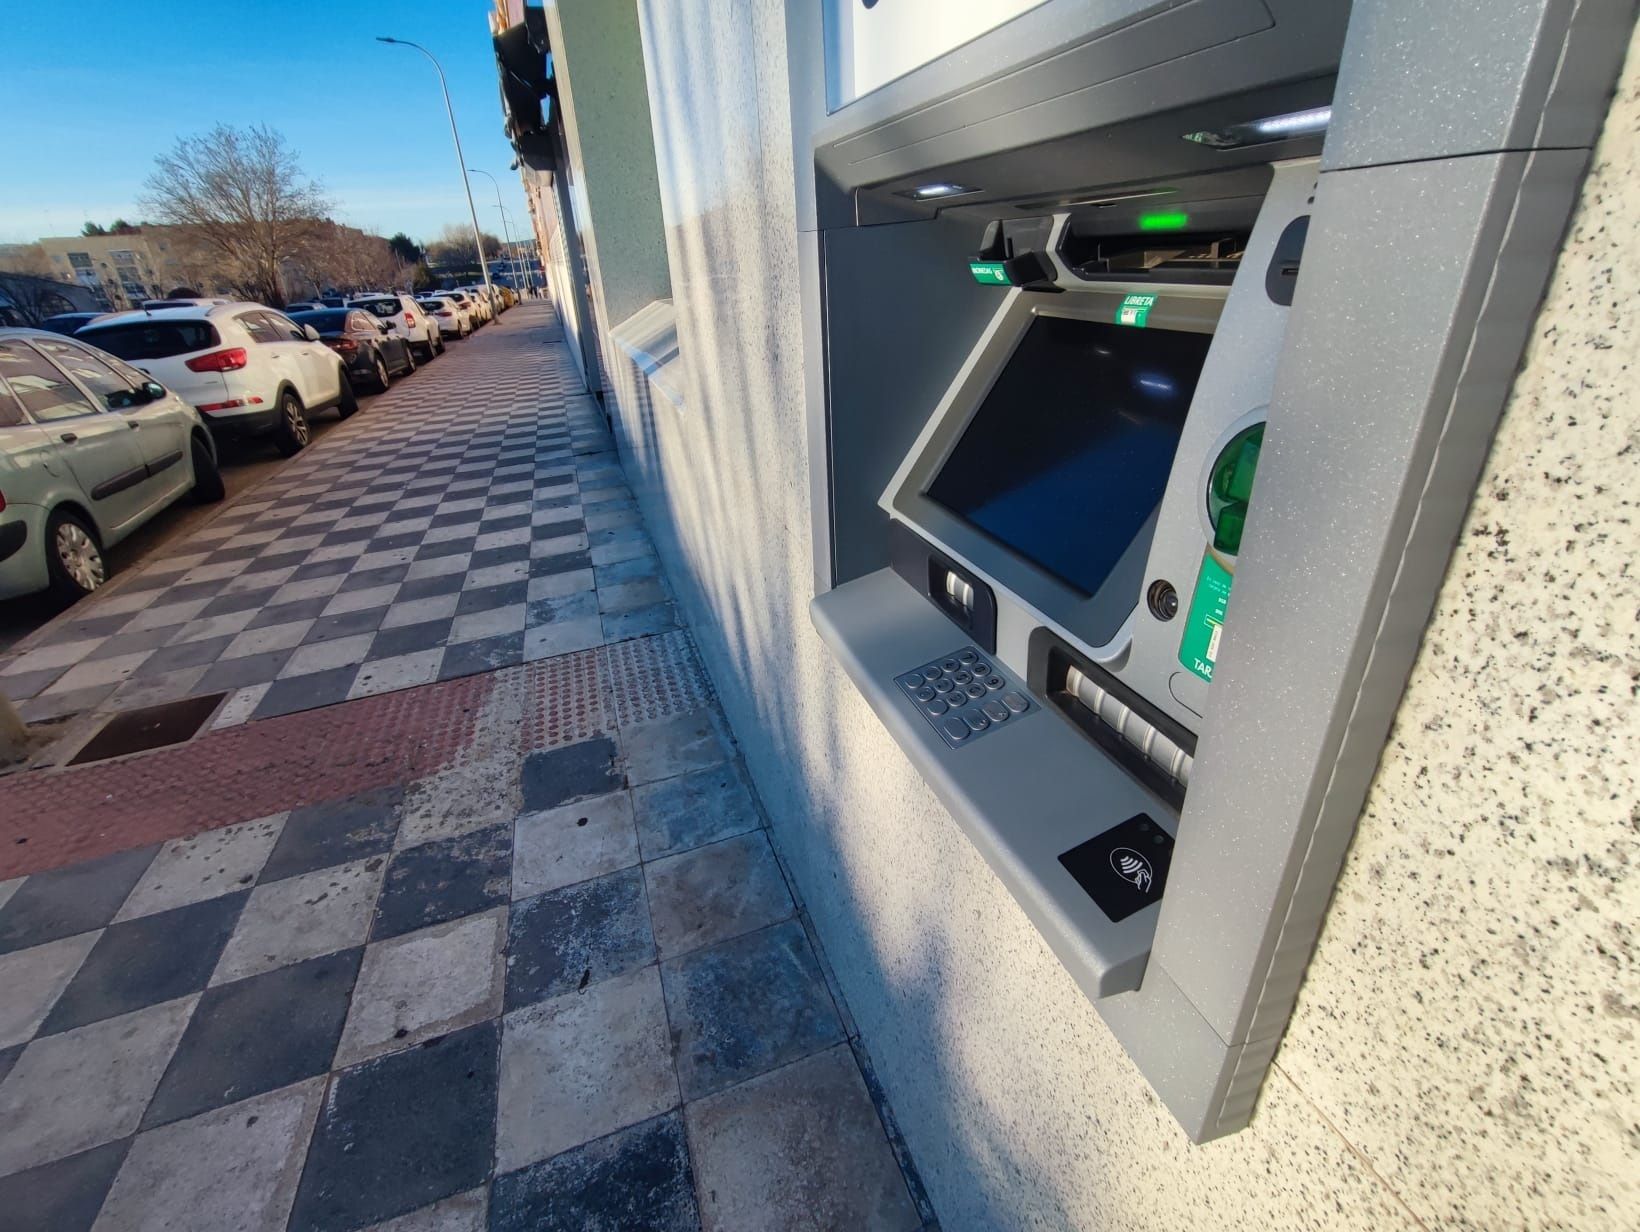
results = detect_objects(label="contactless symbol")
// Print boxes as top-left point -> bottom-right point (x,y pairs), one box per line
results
1110,847 -> 1153,892
1058,814 -> 1174,923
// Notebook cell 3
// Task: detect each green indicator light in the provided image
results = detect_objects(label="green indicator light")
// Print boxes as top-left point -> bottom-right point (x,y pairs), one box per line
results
968,261 -> 1012,286
1138,211 -> 1191,232
1116,292 -> 1156,327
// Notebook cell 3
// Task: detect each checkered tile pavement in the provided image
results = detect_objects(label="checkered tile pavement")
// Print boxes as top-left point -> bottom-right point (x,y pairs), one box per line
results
0,696 -> 934,1231
0,303 -> 677,728
0,302 -> 936,1231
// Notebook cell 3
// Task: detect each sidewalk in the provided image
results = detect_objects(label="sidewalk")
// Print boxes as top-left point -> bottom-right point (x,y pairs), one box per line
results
0,304 -> 934,1231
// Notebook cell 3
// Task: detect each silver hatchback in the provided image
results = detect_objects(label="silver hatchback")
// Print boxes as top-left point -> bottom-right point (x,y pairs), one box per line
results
0,328 -> 223,602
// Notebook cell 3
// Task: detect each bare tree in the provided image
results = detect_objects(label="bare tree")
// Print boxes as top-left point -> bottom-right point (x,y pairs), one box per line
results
140,124 -> 329,307
286,224 -> 411,298
425,223 -> 503,278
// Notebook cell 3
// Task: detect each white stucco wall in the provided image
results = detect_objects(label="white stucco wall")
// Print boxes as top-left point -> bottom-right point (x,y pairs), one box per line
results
609,4 -> 1640,1228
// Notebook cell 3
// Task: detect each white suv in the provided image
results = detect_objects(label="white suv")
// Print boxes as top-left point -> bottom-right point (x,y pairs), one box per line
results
349,294 -> 443,361
416,296 -> 472,339
445,290 -> 489,326
78,303 -> 355,457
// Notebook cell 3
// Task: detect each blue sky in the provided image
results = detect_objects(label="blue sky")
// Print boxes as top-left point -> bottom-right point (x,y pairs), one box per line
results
0,0 -> 530,246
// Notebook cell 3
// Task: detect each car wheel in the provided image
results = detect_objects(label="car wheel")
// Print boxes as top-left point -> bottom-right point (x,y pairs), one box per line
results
369,351 -> 391,393
45,509 -> 106,602
274,388 -> 311,455
402,345 -> 416,374
433,333 -> 445,355
189,434 -> 225,504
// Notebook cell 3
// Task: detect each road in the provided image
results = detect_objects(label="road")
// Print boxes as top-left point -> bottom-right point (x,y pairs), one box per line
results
0,398 -> 353,654
0,300 -> 669,736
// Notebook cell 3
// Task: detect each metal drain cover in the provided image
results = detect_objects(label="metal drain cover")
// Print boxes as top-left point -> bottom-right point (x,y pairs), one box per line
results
69,693 -> 227,765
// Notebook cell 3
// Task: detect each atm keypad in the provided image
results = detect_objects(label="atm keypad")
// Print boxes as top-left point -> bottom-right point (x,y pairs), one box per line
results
895,647 -> 1034,748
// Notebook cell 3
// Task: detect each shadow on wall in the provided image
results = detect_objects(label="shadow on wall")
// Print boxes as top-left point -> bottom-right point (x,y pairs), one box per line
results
611,4 -> 1103,1224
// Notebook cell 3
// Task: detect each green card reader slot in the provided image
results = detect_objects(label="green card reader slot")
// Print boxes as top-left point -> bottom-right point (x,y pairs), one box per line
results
1180,421 -> 1265,682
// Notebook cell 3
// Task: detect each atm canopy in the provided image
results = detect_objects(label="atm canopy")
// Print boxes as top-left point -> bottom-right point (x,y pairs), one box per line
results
813,0 -> 1350,229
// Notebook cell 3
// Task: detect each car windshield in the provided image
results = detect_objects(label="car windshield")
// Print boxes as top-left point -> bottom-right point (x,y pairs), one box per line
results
289,310 -> 350,330
420,299 -> 448,309
77,320 -> 219,359
354,299 -> 399,318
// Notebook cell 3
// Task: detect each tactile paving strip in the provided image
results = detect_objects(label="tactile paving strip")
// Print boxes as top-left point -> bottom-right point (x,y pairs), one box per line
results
522,649 -> 609,750
599,629 -> 713,727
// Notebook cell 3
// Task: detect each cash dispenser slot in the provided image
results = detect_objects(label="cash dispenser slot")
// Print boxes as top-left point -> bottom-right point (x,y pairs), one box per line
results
1029,629 -> 1196,812
1058,226 -> 1249,285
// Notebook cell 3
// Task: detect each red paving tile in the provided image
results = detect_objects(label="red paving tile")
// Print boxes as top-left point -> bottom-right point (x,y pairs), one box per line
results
0,670 -> 499,879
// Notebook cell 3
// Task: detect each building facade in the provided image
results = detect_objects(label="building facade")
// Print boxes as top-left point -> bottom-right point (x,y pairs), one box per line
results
36,229 -> 195,310
495,3 -> 1639,1228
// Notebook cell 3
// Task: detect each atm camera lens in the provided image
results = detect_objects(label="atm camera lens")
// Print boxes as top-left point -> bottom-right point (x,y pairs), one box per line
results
1147,579 -> 1179,621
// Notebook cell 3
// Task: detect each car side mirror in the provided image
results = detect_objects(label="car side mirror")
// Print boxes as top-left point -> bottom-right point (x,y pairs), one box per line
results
302,325 -> 321,341
380,322 -> 392,334
143,381 -> 166,402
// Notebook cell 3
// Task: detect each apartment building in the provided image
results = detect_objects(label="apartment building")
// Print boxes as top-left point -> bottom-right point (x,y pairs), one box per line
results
36,228 -> 197,310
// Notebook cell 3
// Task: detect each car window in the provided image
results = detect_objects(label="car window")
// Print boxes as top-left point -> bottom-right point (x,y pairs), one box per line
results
254,311 -> 302,341
79,320 -> 219,360
290,310 -> 349,331
0,341 -> 101,423
357,299 -> 397,319
0,381 -> 23,428
237,311 -> 281,345
31,338 -> 143,411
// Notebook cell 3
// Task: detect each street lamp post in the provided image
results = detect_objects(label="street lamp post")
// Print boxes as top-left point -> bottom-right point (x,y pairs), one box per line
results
376,36 -> 495,309
467,167 -> 532,297
498,204 -> 536,298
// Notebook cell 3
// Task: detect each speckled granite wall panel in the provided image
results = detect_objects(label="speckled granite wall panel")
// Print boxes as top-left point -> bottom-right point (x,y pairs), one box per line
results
1273,37 -> 1640,1232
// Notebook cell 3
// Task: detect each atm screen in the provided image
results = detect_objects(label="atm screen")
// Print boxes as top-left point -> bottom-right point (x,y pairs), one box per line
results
927,315 -> 1211,598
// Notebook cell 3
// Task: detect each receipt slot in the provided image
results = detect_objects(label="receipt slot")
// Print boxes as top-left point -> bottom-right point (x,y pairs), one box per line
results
799,0 -> 1627,1139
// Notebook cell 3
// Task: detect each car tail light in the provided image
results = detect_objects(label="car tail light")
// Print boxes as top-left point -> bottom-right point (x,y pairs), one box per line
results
327,338 -> 358,354
434,310 -> 450,317
404,312 -> 414,326
0,491 -> 6,513
185,347 -> 249,373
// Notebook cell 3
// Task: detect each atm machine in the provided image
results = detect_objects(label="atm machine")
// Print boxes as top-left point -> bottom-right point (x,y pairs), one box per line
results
801,0 -> 1633,1140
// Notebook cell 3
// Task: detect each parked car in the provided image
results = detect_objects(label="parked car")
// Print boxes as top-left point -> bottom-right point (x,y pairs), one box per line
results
77,302 -> 355,458
39,312 -> 108,336
445,290 -> 488,325
416,296 -> 471,339
453,287 -> 493,323
347,294 -> 443,360
318,296 -> 347,309
0,327 -> 223,602
140,298 -> 229,310
284,301 -> 325,314
290,309 -> 415,392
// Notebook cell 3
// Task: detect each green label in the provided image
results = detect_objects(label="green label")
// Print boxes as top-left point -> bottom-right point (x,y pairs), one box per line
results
1116,292 -> 1156,327
1179,551 -> 1233,682
969,261 -> 1011,286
